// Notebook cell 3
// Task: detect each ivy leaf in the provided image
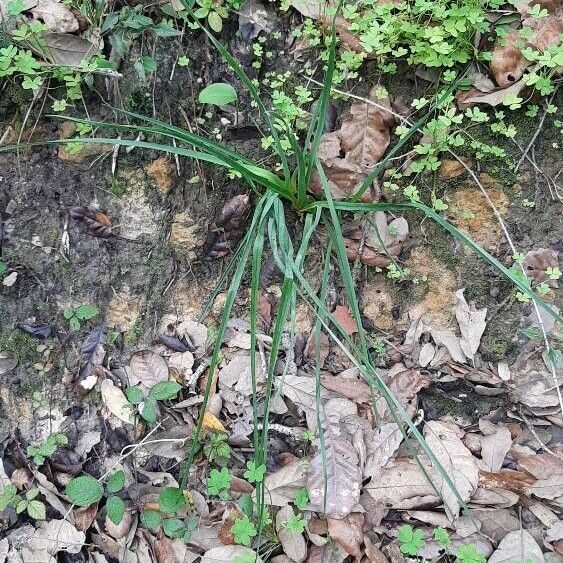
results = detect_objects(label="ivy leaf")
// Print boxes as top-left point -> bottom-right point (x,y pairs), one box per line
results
198,82 -> 237,106
106,495 -> 125,525
66,475 -> 104,507
106,470 -> 125,494
148,381 -> 181,401
158,487 -> 185,513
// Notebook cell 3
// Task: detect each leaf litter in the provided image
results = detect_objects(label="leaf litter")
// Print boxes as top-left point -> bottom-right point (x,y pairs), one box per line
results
2,10 -> 562,561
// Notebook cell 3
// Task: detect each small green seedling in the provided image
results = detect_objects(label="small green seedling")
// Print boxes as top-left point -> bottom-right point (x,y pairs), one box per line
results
140,487 -> 197,542
457,544 -> 486,563
64,304 -> 99,331
398,524 -> 425,556
66,470 -> 126,525
27,433 -> 68,466
243,460 -> 266,484
293,488 -> 309,510
231,514 -> 257,546
207,467 -> 232,500
0,484 -> 46,520
125,381 -> 182,424
284,514 -> 307,533
203,432 -> 231,464
434,526 -> 451,548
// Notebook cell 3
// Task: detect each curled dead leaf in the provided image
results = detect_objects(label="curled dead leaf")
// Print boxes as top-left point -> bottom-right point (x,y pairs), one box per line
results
310,87 -> 394,203
70,206 -> 113,239
204,194 -> 251,259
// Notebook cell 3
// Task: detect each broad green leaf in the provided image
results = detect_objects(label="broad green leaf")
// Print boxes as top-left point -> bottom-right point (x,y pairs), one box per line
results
207,11 -> 223,32
198,83 -> 237,106
74,304 -> 99,320
125,386 -> 144,405
148,381 -> 181,401
141,509 -> 162,530
106,470 -> 125,494
158,487 -> 185,513
26,499 -> 46,520
163,518 -> 184,538
106,495 -> 125,525
140,399 -> 157,424
66,475 -> 103,507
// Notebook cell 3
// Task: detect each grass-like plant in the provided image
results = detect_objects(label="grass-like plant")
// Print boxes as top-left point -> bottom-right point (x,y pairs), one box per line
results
3,0 -> 562,550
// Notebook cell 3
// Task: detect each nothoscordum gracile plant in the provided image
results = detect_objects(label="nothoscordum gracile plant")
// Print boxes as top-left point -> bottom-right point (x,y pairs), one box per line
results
3,0 -> 562,548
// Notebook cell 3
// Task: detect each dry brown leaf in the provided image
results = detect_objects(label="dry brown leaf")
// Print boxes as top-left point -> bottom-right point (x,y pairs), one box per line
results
364,423 -> 403,479
327,513 -> 364,557
364,537 -> 390,563
277,505 -> 307,563
28,519 -> 85,555
321,373 -> 371,403
424,421 -> 479,520
523,248 -> 559,287
480,426 -> 512,472
40,33 -> 98,66
277,373 -> 329,412
386,366 -> 432,400
258,460 -> 307,506
307,414 -> 362,518
204,194 -> 251,259
454,288 -> 487,360
74,503 -> 98,532
333,305 -> 358,335
488,529 -> 545,563
455,80 -> 526,109
479,468 -> 535,493
128,350 -> 169,389
202,546 -> 263,563
100,379 -> 132,424
305,543 -> 348,563
517,453 -> 563,479
366,458 -> 440,509
525,474 -> 563,500
310,86 -> 394,202
469,486 -> 519,507
490,32 -> 529,88
471,508 -> 520,543
31,0 -> 78,32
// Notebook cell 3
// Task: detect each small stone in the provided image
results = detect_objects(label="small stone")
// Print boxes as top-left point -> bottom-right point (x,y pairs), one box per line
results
106,285 -> 141,333
145,156 -> 176,195
439,158 -> 468,179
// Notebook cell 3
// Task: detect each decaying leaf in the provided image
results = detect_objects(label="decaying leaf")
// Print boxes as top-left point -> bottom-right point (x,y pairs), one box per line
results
479,424 -> 512,473
28,519 -> 86,555
366,458 -> 440,509
277,505 -> 307,563
78,323 -> 106,389
517,453 -> 563,479
307,414 -> 363,518
488,529 -> 545,563
40,33 -> 98,66
31,0 -> 79,33
128,350 -> 169,389
259,459 -> 307,506
455,80 -> 526,109
423,421 -> 479,520
454,289 -> 487,360
327,513 -> 364,557
202,545 -> 263,562
204,194 -> 251,259
70,206 -> 113,239
321,373 -> 371,404
525,474 -> 563,501
364,422 -> 404,479
343,212 -> 409,267
100,379 -> 132,424
310,86 -> 395,202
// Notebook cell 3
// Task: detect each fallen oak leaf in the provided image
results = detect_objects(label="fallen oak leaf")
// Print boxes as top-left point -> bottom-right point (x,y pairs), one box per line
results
333,305 -> 358,335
